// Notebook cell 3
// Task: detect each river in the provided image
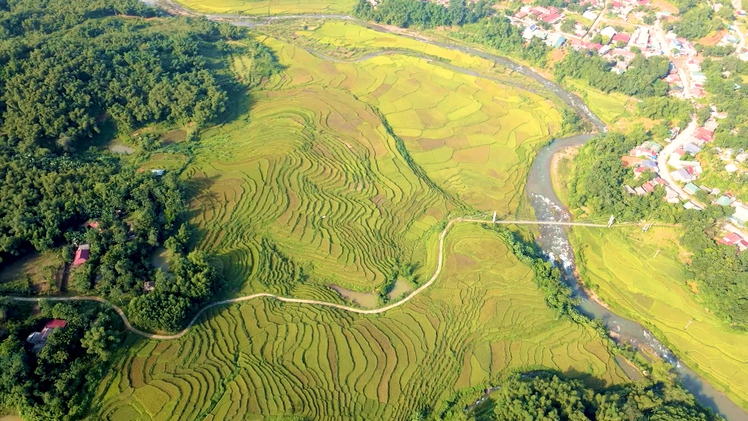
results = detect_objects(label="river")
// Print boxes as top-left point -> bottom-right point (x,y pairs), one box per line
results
146,2 -> 746,418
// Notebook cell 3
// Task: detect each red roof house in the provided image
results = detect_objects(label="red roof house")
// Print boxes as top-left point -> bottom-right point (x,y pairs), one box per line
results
73,244 -> 90,267
694,127 -> 715,143
719,233 -> 742,245
642,182 -> 655,193
45,320 -> 68,329
612,33 -> 631,43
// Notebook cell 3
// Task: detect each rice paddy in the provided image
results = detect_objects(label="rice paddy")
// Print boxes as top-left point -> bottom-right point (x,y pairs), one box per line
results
94,224 -> 628,420
570,226 -> 748,411
175,0 -> 356,15
93,24 -> 628,420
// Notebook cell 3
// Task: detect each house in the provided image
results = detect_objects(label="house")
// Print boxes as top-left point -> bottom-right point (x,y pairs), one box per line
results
642,182 -> 655,193
635,186 -> 647,195
726,163 -> 739,173
151,169 -> 166,176
73,244 -> 90,267
684,201 -> 703,210
693,127 -> 715,143
612,33 -> 631,44
736,152 -> 748,163
718,232 -> 742,245
640,159 -> 658,169
683,183 -> 700,195
731,202 -> 748,225
715,195 -> 733,206
600,26 -> 617,39
143,281 -> 155,292
26,320 -> 68,353
583,10 -> 599,20
624,185 -> 637,195
665,186 -> 680,203
672,169 -> 693,182
683,143 -> 702,155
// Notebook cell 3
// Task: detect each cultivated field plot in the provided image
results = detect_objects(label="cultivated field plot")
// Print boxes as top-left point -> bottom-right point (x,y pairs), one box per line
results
571,226 -> 748,410
175,0 -> 355,15
94,224 -> 627,420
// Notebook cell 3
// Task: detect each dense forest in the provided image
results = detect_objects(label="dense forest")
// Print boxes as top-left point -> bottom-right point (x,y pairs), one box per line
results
701,56 -> 748,149
0,299 -> 124,419
569,130 -> 748,329
555,51 -> 671,98
462,372 -> 720,420
353,0 -> 495,28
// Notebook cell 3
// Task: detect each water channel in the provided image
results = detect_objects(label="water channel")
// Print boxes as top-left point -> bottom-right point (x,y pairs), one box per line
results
147,2 -> 747,417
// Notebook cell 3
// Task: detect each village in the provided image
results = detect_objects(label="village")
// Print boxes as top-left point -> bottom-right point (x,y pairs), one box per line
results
498,0 -> 748,252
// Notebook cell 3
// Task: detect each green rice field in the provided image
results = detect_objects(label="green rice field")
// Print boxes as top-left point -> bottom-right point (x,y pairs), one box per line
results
175,0 -> 356,15
570,226 -> 748,410
94,224 -> 628,420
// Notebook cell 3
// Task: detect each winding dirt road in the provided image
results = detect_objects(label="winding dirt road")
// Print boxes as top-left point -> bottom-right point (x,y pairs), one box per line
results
7,218 -> 628,341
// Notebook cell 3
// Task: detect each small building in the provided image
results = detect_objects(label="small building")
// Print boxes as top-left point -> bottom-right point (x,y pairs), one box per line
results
583,10 -> 599,20
731,202 -> 748,226
640,159 -> 658,168
642,182 -> 655,193
635,186 -> 647,195
73,244 -> 90,267
715,195 -> 733,206
725,163 -> 739,173
683,183 -> 700,195
684,201 -> 703,210
612,33 -> 631,44
683,143 -> 702,155
151,169 -> 166,177
600,26 -> 617,39
693,127 -> 715,143
624,185 -> 637,195
672,169 -> 693,182
26,320 -> 68,353
143,281 -> 155,292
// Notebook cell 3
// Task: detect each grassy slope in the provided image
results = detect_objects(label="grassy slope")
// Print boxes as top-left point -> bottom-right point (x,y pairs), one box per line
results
570,226 -> 748,410
175,0 -> 356,15
94,224 -> 628,421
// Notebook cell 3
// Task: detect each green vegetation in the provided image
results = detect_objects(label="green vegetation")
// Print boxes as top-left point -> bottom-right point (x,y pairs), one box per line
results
570,226 -> 748,412
0,300 -> 125,420
674,6 -> 716,40
555,51 -> 670,98
94,224 -> 629,420
702,57 -> 748,150
469,371 -> 719,420
353,0 -> 495,28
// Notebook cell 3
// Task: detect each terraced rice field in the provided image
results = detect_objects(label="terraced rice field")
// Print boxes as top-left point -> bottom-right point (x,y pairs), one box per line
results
94,224 -> 628,420
175,0 -> 356,15
570,226 -> 748,411
187,32 -> 562,295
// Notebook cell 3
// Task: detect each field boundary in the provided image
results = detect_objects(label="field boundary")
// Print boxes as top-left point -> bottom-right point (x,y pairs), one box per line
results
7,218 -> 638,341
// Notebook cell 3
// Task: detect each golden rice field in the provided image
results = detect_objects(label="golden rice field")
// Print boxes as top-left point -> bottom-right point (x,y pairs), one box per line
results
185,32 -> 562,294
175,0 -> 356,15
94,224 -> 628,420
91,26 -> 629,420
570,226 -> 748,411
